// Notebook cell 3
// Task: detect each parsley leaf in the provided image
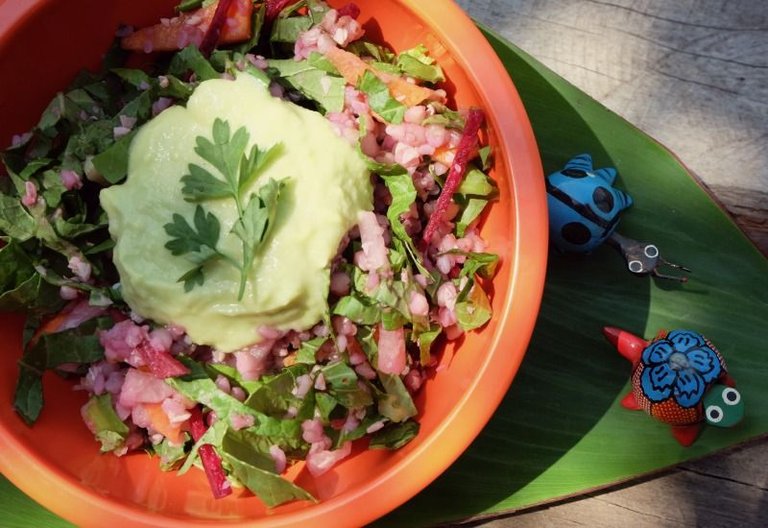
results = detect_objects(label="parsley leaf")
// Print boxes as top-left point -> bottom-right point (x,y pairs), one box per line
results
239,143 -> 282,193
164,205 -> 221,256
232,178 -> 284,299
195,118 -> 250,192
181,164 -> 231,201
164,119 -> 285,299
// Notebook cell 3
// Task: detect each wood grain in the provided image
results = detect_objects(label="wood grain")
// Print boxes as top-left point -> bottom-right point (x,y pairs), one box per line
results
458,0 -> 768,256
455,0 -> 768,525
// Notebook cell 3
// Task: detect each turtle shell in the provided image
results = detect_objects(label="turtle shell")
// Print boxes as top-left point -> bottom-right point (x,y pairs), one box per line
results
630,330 -> 728,426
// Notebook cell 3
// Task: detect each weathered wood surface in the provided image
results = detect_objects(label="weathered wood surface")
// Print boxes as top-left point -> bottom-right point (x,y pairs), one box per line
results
460,0 -> 768,256
455,0 -> 768,526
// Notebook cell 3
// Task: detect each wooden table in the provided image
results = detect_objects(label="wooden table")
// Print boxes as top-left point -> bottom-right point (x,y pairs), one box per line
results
455,0 -> 768,526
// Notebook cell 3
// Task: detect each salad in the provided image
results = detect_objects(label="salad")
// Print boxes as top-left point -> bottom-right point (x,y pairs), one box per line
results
0,0 -> 498,505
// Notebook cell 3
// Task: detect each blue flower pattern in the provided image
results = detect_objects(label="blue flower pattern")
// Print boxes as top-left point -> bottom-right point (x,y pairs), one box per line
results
640,330 -> 721,408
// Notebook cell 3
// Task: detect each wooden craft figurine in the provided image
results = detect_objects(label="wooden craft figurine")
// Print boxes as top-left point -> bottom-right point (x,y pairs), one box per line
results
546,153 -> 690,281
603,327 -> 744,446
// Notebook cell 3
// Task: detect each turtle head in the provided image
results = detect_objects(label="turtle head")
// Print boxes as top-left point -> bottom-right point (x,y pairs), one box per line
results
703,385 -> 744,428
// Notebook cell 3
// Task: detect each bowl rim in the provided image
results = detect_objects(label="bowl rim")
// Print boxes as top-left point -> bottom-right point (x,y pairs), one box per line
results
0,0 -> 548,526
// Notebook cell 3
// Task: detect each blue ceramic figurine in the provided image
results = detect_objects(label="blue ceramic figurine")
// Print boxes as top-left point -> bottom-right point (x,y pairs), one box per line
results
546,154 -> 689,281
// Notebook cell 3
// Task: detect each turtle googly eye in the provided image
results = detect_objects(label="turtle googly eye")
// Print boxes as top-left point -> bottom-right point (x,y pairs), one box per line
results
722,387 -> 741,406
706,405 -> 724,424
628,260 -> 645,273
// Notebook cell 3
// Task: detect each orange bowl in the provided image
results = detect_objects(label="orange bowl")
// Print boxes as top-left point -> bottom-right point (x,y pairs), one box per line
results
0,0 -> 547,526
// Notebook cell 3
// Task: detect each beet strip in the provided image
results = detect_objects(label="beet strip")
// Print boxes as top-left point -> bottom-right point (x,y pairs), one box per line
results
337,3 -> 361,19
421,108 -> 485,245
136,342 -> 190,378
266,0 -> 302,22
190,407 -> 232,499
199,0 -> 236,57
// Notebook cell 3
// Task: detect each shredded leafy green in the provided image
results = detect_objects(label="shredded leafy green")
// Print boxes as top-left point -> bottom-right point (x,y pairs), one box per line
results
396,45 -> 445,84
14,317 -> 110,424
267,59 -> 345,113
369,420 -> 420,449
358,70 -> 406,124
81,393 -> 130,452
377,373 -> 418,423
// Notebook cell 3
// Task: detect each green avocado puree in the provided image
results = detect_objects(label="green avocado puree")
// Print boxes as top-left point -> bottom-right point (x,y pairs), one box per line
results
100,74 -> 372,352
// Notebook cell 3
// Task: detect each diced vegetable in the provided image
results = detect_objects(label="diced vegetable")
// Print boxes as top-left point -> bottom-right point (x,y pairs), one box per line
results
135,341 -> 190,378
189,407 -> 232,499
121,0 -> 253,53
422,108 -> 485,244
141,402 -> 186,445
324,46 -> 443,107
266,0 -> 302,21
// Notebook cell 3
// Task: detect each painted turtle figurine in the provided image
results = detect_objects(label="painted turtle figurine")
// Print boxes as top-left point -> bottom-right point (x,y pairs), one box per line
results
547,154 -> 690,281
603,327 -> 744,446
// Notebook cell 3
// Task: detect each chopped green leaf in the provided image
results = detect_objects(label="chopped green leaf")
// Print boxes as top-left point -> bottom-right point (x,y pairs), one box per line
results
315,391 -> 338,422
82,393 -> 129,452
322,361 -> 373,409
270,16 -> 312,44
396,45 -> 445,84
415,324 -> 442,366
369,420 -> 419,449
332,293 -> 381,325
307,52 -> 340,75
0,238 -> 46,312
91,130 -> 136,184
296,336 -> 327,364
268,59 -> 345,113
455,282 -> 493,332
457,167 -> 497,197
455,196 -> 489,237
0,194 -> 37,241
346,41 -> 396,63
13,318 -> 108,424
223,452 -> 316,507
377,373 -> 417,422
422,103 -> 465,129
358,70 -> 406,124
478,145 -> 493,170
380,170 -> 430,276
245,365 -> 309,417
169,45 -> 220,81
154,437 -> 189,471
458,251 -> 499,281
111,67 -> 151,88
176,0 -> 205,12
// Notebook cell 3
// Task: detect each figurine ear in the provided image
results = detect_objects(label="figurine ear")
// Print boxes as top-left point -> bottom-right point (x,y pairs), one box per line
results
564,153 -> 593,172
615,188 -> 634,210
593,167 -> 617,185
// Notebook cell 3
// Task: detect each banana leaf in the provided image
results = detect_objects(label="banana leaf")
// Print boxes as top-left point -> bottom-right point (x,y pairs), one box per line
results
375,25 -> 768,526
1,25 -> 767,528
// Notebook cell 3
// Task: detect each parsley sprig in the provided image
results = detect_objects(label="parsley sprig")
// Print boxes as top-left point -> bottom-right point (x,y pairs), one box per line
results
163,118 -> 284,300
